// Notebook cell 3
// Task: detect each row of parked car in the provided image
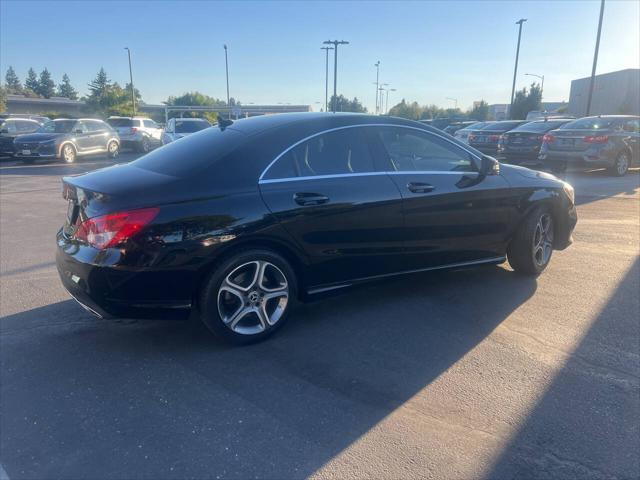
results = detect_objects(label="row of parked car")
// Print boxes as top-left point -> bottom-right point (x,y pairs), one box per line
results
430,115 -> 640,176
0,115 -> 212,163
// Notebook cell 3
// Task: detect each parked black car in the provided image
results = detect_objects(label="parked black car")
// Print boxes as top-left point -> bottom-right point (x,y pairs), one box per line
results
14,118 -> 120,164
0,118 -> 41,156
468,120 -> 528,154
497,118 -> 574,165
539,115 -> 640,176
443,121 -> 479,135
56,113 -> 577,343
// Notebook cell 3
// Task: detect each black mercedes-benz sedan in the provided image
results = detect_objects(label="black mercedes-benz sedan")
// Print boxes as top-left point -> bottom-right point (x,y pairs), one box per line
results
56,113 -> 577,343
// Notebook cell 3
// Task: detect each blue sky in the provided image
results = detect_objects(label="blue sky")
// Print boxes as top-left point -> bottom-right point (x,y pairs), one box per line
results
1,0 -> 638,111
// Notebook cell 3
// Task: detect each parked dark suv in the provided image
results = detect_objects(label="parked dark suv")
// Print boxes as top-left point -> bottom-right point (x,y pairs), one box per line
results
468,120 -> 528,155
0,118 -> 41,156
497,118 -> 574,165
14,118 -> 120,164
539,115 -> 640,176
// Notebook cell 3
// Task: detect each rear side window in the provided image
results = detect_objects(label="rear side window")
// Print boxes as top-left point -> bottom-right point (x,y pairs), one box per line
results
131,127 -> 245,177
263,127 -> 375,180
376,127 -> 475,172
623,119 -> 639,133
85,120 -> 106,132
143,119 -> 157,129
1,121 -> 17,134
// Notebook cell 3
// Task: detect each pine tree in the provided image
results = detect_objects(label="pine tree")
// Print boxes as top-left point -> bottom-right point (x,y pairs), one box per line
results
5,66 -> 22,94
87,67 -> 110,97
57,73 -> 78,100
24,68 -> 39,94
37,68 -> 55,98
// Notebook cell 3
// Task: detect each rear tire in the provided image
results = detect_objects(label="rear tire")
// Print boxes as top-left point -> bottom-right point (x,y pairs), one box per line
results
609,150 -> 630,177
137,137 -> 150,153
199,249 -> 297,344
61,144 -> 76,164
508,206 -> 555,276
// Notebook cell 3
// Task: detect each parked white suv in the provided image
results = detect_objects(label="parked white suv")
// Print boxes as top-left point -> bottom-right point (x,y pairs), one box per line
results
106,116 -> 162,153
161,118 -> 211,145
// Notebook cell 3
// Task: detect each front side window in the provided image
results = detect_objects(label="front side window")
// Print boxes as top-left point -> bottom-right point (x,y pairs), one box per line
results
623,119 -> 640,133
85,121 -> 106,132
264,127 -> 375,180
376,127 -> 475,172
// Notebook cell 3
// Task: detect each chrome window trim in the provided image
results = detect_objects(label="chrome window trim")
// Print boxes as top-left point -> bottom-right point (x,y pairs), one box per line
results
258,123 -> 482,182
259,170 -> 477,185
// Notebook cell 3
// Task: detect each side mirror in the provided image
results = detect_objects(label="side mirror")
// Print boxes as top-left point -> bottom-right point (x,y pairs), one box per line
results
480,155 -> 500,176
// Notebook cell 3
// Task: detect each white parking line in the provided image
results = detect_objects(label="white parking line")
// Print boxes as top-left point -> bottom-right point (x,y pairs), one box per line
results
0,463 -> 10,480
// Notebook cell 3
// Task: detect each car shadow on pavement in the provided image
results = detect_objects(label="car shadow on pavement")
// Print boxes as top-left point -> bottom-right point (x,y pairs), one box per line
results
484,257 -> 640,479
562,168 -> 639,206
1,264 -> 537,479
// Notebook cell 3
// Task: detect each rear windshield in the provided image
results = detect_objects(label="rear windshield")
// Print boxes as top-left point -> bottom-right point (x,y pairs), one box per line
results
482,121 -> 523,132
511,120 -> 570,133
560,117 -> 617,130
107,118 -> 134,127
38,120 -> 75,133
131,126 -> 245,177
175,120 -> 210,133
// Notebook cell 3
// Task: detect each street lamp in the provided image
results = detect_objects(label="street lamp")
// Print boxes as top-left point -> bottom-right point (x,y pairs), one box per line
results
379,83 -> 388,115
323,40 -> 349,112
385,88 -> 396,114
124,47 -> 135,115
374,61 -> 380,114
223,44 -> 230,117
321,46 -> 334,112
525,73 -> 544,102
445,97 -> 458,109
509,18 -> 527,119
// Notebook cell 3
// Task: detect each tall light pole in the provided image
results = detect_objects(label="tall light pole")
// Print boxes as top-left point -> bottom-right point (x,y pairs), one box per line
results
124,47 -> 135,115
586,0 -> 605,116
323,40 -> 349,112
445,97 -> 458,109
525,72 -> 545,103
509,18 -> 527,119
223,44 -> 230,117
321,46 -> 333,112
374,61 -> 380,114
385,87 -> 396,114
379,83 -> 388,114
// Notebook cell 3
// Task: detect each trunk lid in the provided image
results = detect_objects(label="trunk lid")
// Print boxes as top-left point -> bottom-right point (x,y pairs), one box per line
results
547,128 -> 611,152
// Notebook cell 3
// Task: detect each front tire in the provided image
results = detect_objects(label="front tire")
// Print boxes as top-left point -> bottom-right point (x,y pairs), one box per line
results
609,150 -> 630,177
508,207 -> 555,276
199,249 -> 297,344
106,140 -> 119,159
61,143 -> 76,163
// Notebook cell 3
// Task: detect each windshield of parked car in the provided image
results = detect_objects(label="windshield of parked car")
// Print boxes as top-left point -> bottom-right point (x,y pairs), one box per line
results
107,118 -> 133,127
512,120 -> 570,132
560,117 -> 617,130
37,120 -> 76,133
175,120 -> 210,133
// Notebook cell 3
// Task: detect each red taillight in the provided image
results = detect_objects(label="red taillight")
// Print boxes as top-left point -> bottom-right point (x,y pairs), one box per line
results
584,135 -> 609,144
489,135 -> 500,142
534,135 -> 544,141
74,207 -> 159,249
542,134 -> 555,144
130,127 -> 139,134
468,134 -> 476,141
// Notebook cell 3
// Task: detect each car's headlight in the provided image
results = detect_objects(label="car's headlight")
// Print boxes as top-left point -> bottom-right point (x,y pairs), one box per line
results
562,181 -> 575,204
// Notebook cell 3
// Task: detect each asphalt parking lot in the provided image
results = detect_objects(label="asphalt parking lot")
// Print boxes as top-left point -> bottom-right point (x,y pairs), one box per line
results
0,155 -> 638,479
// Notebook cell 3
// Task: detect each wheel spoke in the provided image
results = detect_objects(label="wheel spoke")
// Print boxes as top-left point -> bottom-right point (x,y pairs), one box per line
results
229,306 -> 254,329
225,261 -> 260,292
256,305 -> 270,329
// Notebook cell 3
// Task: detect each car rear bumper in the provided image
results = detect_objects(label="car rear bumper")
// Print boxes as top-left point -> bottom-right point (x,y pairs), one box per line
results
470,144 -> 499,154
56,231 -> 192,321
539,150 -> 613,168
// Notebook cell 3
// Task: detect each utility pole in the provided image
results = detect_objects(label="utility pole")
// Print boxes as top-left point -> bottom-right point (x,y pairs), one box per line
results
321,46 -> 334,112
586,0 -> 605,116
124,47 -> 136,115
323,40 -> 349,112
223,44 -> 230,117
374,61 -> 380,114
509,18 -> 527,119
379,83 -> 388,114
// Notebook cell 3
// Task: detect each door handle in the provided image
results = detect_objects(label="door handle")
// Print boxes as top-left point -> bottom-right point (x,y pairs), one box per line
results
293,192 -> 330,206
407,182 -> 435,193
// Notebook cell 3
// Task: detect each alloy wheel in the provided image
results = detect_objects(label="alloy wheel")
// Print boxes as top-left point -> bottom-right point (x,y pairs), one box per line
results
532,213 -> 554,267
616,152 -> 629,176
108,141 -> 119,157
63,145 -> 75,163
217,260 -> 289,335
